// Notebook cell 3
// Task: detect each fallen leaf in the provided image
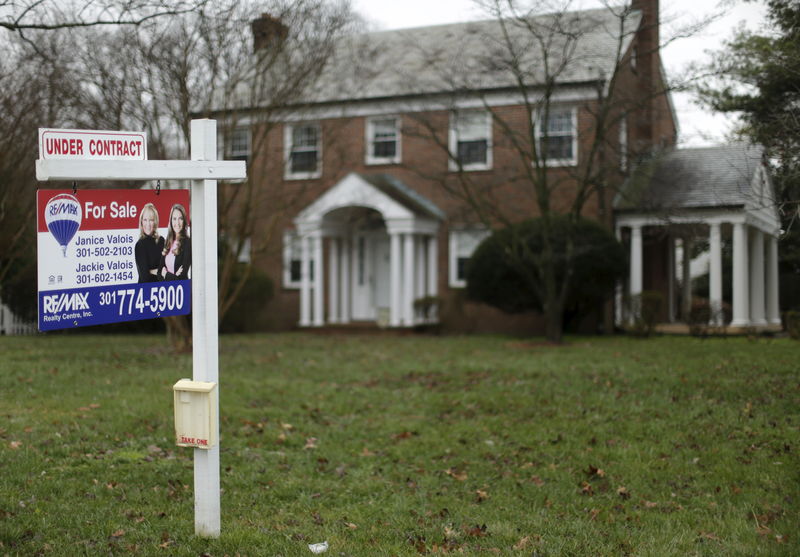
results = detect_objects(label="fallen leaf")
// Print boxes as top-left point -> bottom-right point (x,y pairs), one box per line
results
475,489 -> 489,502
531,476 -> 545,487
513,536 -> 531,550
110,529 -> 125,538
586,465 -> 605,478
617,486 -> 630,499
580,481 -> 594,496
445,468 -> 468,481
465,524 -> 487,537
345,522 -> 358,530
644,501 -> 658,509
588,508 -> 600,521
360,447 -> 375,456
698,531 -> 720,542
304,437 -> 318,450
9,441 -> 22,450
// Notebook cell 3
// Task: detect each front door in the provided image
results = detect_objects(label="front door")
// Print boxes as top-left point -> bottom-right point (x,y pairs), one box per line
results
350,231 -> 391,321
351,234 -> 372,320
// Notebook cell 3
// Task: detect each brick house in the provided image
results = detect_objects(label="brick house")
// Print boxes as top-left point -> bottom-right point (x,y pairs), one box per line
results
209,0 -> 779,333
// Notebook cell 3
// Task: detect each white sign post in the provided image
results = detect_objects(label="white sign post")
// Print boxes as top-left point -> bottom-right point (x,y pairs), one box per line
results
36,119 -> 245,538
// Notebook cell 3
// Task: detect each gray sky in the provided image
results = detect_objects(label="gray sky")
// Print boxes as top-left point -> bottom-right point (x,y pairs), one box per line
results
352,0 -> 768,147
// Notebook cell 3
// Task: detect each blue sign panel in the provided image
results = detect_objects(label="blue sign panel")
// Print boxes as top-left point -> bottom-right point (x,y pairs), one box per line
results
38,280 -> 191,331
37,189 -> 191,331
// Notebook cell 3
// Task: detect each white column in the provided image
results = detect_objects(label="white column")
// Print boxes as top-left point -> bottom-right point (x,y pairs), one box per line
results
615,226 -> 623,325
189,119 -> 220,538
681,236 -> 692,322
328,237 -> 339,324
629,224 -> 643,322
403,232 -> 415,326
300,234 -> 311,327
750,229 -> 766,326
667,234 -> 676,322
341,237 -> 351,323
766,235 -> 781,325
731,222 -> 750,326
709,222 -> 723,325
427,235 -> 438,322
390,231 -> 401,327
313,232 -> 324,327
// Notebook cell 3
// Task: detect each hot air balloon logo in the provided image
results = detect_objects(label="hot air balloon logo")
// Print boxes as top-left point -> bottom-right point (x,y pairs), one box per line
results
45,193 -> 82,257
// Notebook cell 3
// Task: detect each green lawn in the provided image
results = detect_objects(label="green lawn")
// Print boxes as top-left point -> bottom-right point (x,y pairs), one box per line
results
1,333 -> 798,555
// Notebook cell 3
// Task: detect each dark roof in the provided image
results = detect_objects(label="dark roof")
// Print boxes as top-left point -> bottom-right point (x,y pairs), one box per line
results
614,143 -> 765,212
216,7 -> 642,111
358,173 -> 445,220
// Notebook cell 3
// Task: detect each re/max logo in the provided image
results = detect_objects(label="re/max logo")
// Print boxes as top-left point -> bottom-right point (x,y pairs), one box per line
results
43,292 -> 89,313
48,202 -> 79,216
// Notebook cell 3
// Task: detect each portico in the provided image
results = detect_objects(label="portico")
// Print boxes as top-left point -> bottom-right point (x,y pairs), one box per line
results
292,173 -> 444,328
614,144 -> 781,331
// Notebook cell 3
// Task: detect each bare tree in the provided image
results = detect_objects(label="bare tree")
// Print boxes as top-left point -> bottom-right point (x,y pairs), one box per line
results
0,0 -> 209,33
59,0 -> 360,348
397,0 -> 682,342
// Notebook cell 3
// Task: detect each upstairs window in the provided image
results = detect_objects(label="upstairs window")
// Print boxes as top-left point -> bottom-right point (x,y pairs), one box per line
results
366,116 -> 401,165
536,107 -> 577,166
229,128 -> 250,162
285,123 -> 321,179
449,110 -> 492,171
449,227 -> 490,287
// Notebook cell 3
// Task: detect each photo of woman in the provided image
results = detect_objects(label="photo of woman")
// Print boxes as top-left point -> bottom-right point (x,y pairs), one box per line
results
134,203 -> 165,283
160,203 -> 191,281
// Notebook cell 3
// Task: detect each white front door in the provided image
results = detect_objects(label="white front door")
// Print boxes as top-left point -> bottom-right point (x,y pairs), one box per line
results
350,231 -> 391,321
351,234 -> 373,320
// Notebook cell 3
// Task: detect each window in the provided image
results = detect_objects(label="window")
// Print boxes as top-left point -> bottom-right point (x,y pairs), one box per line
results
449,228 -> 490,287
229,128 -> 250,162
536,107 -> 577,166
449,110 -> 492,171
366,116 -> 401,164
285,123 -> 321,179
283,231 -> 314,288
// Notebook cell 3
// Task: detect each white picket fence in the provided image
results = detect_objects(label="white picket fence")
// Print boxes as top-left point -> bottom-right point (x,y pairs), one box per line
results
0,301 -> 36,335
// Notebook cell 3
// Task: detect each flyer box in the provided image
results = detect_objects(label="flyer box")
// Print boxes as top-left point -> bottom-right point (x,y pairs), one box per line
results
37,189 -> 191,331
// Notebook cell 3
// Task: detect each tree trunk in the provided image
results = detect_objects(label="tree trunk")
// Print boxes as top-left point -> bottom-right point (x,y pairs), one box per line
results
165,315 -> 191,353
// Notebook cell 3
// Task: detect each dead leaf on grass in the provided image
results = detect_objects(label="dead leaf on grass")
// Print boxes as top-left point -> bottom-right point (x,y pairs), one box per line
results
9,441 -> 22,450
617,486 -> 631,499
110,529 -> 125,538
465,524 -> 487,537
445,468 -> 467,481
475,489 -> 489,502
304,437 -> 318,450
698,531 -> 720,542
531,476 -> 545,487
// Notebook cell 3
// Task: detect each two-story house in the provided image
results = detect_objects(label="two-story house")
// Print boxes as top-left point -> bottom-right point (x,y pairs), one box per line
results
208,0 -> 781,334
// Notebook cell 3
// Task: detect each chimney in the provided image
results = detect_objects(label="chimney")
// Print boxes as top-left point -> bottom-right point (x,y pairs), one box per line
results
630,0 -> 666,147
251,13 -> 289,52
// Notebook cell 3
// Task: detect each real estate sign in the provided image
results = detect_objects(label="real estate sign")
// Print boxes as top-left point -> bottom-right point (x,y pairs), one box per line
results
37,189 -> 190,331
39,128 -> 147,160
